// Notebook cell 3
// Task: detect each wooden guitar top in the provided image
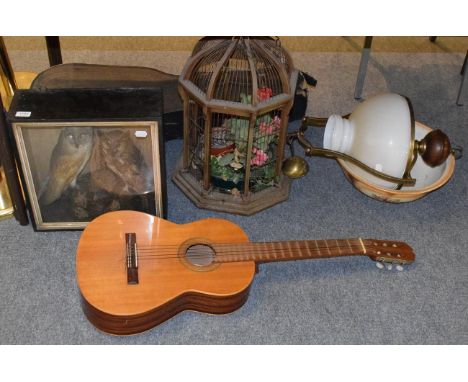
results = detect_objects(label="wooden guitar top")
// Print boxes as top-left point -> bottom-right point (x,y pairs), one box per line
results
76,210 -> 255,334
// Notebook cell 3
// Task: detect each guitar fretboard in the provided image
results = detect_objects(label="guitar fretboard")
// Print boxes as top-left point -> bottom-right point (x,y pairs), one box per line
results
212,239 -> 366,264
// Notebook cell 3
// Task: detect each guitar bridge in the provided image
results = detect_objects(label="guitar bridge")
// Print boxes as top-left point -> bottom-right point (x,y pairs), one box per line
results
126,233 -> 139,284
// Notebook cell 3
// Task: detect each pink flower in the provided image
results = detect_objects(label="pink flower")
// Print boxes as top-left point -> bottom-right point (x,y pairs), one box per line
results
258,115 -> 281,135
259,121 -> 274,134
257,87 -> 273,102
272,115 -> 281,129
250,147 -> 268,166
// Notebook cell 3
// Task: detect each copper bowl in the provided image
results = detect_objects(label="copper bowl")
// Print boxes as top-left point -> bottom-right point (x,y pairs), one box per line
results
337,121 -> 456,203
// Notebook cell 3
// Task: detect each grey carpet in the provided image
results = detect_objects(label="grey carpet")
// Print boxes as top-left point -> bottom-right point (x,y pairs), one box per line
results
1,51 -> 467,344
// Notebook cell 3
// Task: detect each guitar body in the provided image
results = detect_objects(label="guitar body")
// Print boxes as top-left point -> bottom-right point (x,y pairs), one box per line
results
76,210 -> 255,335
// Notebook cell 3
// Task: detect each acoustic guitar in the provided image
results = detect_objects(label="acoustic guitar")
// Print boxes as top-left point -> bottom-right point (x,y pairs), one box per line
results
76,210 -> 415,335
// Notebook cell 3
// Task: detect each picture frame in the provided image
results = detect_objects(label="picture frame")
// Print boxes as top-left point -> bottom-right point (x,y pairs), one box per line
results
8,88 -> 166,231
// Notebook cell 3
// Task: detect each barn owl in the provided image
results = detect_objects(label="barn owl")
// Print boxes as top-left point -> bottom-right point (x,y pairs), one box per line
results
39,127 -> 93,206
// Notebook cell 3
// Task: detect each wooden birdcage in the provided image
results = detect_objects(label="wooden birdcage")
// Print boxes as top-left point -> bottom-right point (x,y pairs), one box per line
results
173,37 -> 298,215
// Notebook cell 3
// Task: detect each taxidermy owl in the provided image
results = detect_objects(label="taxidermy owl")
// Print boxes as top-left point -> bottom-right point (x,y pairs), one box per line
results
39,127 -> 93,206
89,128 -> 152,196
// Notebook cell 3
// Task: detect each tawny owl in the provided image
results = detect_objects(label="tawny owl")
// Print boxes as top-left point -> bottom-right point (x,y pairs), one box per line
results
39,127 -> 93,206
89,128 -> 152,196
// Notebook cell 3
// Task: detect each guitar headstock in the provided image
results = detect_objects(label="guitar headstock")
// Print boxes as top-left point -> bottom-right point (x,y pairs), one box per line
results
363,239 -> 415,270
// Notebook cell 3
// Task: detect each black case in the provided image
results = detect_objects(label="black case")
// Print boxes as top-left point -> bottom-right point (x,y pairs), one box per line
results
30,63 -> 183,140
8,88 -> 167,230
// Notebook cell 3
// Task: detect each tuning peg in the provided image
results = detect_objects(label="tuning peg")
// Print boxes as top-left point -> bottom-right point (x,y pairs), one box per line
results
396,264 -> 404,272
385,263 -> 393,271
376,262 -> 384,269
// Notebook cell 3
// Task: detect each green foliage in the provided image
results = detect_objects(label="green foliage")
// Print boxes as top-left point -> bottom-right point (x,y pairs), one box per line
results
250,161 -> 277,192
240,93 -> 252,104
216,152 -> 234,167
224,113 -> 277,153
210,92 -> 280,191
210,155 -> 243,184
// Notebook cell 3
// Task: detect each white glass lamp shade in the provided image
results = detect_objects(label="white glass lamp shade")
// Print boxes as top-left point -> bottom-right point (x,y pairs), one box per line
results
324,93 -> 413,189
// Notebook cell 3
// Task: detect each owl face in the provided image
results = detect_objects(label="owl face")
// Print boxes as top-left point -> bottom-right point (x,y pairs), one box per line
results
96,128 -> 129,150
62,127 -> 93,149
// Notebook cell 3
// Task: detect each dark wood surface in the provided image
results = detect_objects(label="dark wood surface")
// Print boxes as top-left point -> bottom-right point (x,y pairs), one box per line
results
8,88 -> 163,122
29,63 -> 184,140
45,36 -> 63,67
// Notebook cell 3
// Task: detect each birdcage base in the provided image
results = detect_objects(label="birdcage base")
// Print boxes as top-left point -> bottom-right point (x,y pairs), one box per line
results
172,159 -> 291,216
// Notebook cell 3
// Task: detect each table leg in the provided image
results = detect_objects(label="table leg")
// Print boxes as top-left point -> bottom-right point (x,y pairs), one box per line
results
456,50 -> 468,106
354,36 -> 373,100
45,36 -> 63,67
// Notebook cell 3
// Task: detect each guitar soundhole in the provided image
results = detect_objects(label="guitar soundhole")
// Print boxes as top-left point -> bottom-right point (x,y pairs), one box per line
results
186,244 -> 215,267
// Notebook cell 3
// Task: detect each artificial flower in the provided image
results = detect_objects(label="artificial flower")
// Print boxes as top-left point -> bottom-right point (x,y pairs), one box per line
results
251,147 -> 268,166
257,87 -> 273,102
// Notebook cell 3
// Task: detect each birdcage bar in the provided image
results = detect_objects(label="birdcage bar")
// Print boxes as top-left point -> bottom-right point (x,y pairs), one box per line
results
251,39 -> 290,94
275,106 -> 292,175
242,113 -> 257,195
181,89 -> 190,167
191,44 -> 229,93
202,108 -> 212,189
206,41 -> 237,101
208,96 -> 292,116
192,101 -> 205,179
192,38 -> 224,56
252,49 -> 281,97
245,39 -> 258,107
262,38 -> 293,75
181,41 -> 229,83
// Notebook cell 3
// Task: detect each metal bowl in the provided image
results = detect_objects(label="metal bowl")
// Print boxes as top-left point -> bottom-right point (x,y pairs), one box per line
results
337,121 -> 456,203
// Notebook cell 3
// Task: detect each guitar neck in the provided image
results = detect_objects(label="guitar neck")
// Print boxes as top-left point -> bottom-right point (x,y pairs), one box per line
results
212,238 -> 367,264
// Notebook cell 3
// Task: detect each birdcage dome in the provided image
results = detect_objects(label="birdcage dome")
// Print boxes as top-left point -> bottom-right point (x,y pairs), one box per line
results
179,37 -> 295,110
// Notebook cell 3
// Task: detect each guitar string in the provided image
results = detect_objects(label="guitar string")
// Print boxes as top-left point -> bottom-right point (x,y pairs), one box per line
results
135,240 -> 364,252
134,240 -> 397,258
136,242 -> 364,255
136,250 -> 365,259
134,244 -> 368,261
135,238 -> 364,249
136,251 -> 366,263
138,245 -> 362,256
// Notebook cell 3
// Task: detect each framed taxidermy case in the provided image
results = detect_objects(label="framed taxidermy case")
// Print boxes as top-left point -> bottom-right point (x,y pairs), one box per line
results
8,88 -> 166,231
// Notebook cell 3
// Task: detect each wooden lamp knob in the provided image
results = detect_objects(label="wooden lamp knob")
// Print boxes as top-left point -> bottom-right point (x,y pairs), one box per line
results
417,129 -> 452,167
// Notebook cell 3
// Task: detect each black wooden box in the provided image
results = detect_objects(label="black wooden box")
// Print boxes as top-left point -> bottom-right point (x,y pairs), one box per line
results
8,88 -> 167,230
